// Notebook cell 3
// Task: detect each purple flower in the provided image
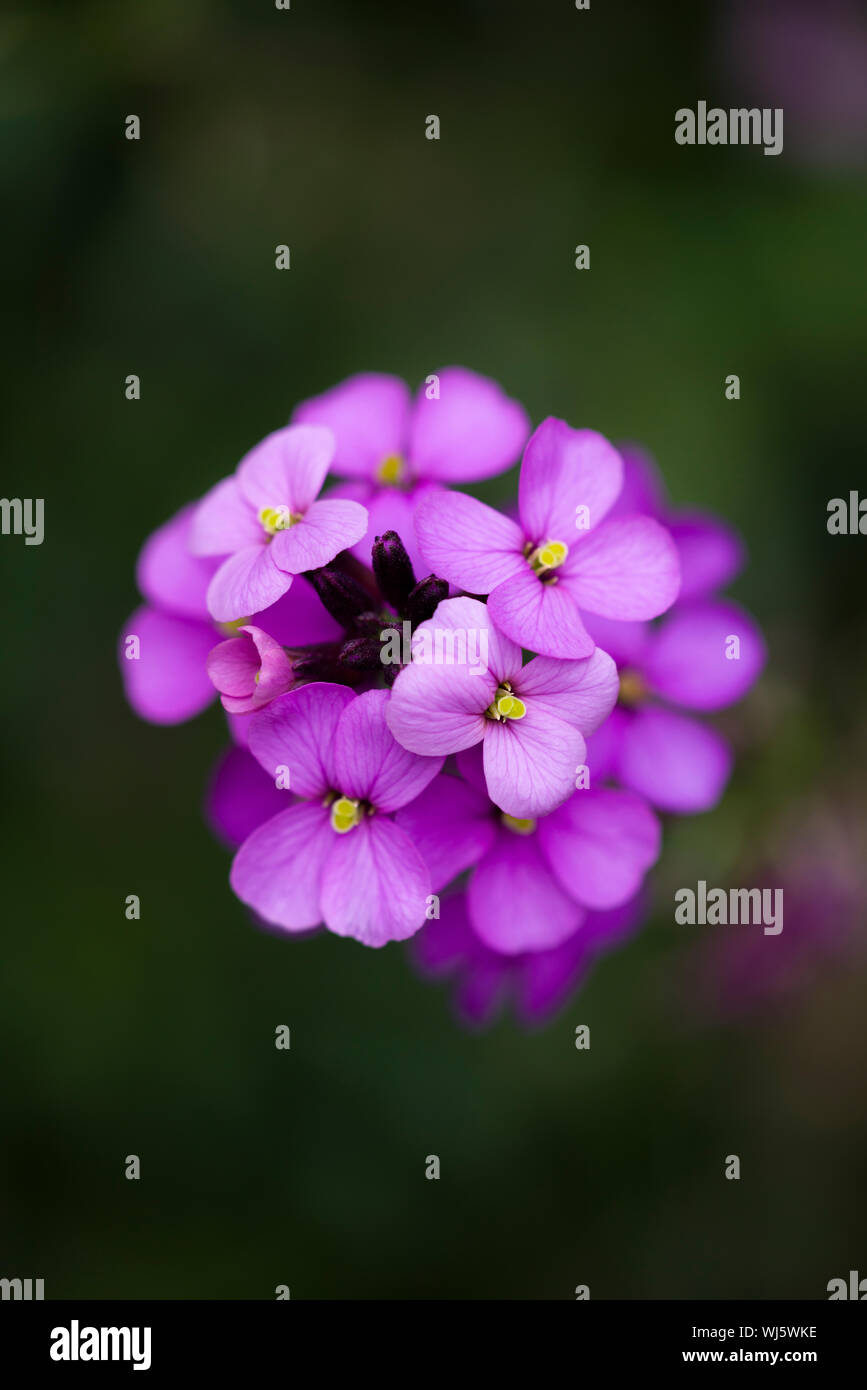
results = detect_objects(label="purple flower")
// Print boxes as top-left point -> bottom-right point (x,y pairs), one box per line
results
413,891 -> 646,1029
584,597 -> 766,813
414,418 -> 681,658
189,424 -> 368,621
385,596 -> 618,818
396,749 -> 660,954
292,367 -> 530,572
231,685 -> 443,945
120,502 -> 342,726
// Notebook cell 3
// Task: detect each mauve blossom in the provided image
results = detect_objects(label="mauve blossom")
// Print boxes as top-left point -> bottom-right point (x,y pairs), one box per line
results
414,418 -> 681,659
584,598 -> 766,813
385,596 -> 618,818
292,367 -> 530,572
190,424 -> 368,622
231,685 -> 443,945
414,891 -> 646,1029
396,749 -> 660,954
120,502 -> 342,726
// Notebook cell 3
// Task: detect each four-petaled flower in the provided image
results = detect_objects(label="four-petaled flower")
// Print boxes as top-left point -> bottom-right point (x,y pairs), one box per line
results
231,685 -> 443,945
386,596 -> 618,818
414,417 -> 681,659
190,424 -> 368,622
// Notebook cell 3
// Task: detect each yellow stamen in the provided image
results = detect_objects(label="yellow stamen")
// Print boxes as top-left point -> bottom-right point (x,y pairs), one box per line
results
260,505 -> 301,535
528,538 -> 568,576
496,692 -> 526,720
501,813 -> 536,835
330,796 -> 362,834
375,453 -> 406,486
618,669 -> 647,707
485,681 -> 527,721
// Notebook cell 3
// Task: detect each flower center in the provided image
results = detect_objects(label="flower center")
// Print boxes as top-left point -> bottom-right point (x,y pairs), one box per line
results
260,505 -> 301,536
329,796 -> 362,834
501,813 -> 536,835
526,538 -> 568,580
485,681 -> 527,721
618,669 -> 648,707
217,616 -> 251,637
375,453 -> 406,486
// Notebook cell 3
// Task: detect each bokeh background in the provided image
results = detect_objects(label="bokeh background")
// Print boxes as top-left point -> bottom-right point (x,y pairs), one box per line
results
2,0 -> 867,1298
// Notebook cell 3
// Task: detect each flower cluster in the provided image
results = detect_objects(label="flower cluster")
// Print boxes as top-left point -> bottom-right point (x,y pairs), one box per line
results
120,368 -> 765,1026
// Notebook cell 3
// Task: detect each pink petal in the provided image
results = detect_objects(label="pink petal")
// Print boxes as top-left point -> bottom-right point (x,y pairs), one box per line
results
467,830 -> 585,955
487,564 -> 595,658
668,512 -> 745,600
538,787 -> 661,910
579,612 -> 650,668
616,705 -> 732,813
119,606 -> 217,725
454,741 -> 488,795
395,773 -> 497,891
516,647 -> 619,733
413,595 -> 521,683
606,444 -> 666,520
321,817 -> 431,945
269,497 -> 368,574
412,892 -> 478,975
518,418 -> 623,542
207,634 -> 260,699
247,682 -> 354,798
516,933 -> 593,1025
333,689 -> 443,811
236,424 -> 335,514
642,600 -> 766,711
386,603 -> 502,756
584,705 -> 630,782
482,705 -> 585,818
206,544 -> 293,623
206,746 -> 292,849
230,800 -> 333,931
415,489 -> 525,593
190,476 -> 261,556
253,575 -> 342,646
210,626 -> 295,715
407,367 -> 530,483
292,373 -> 412,480
136,502 -> 216,619
386,660 -> 490,756
563,515 -> 681,620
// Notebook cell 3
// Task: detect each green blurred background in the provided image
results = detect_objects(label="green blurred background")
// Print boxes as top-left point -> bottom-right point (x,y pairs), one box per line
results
2,0 -> 866,1298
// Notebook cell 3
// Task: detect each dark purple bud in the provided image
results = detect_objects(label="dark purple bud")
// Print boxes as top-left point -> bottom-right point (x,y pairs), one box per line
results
307,566 -> 372,628
338,637 -> 386,673
403,574 -> 448,627
372,530 -> 416,611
